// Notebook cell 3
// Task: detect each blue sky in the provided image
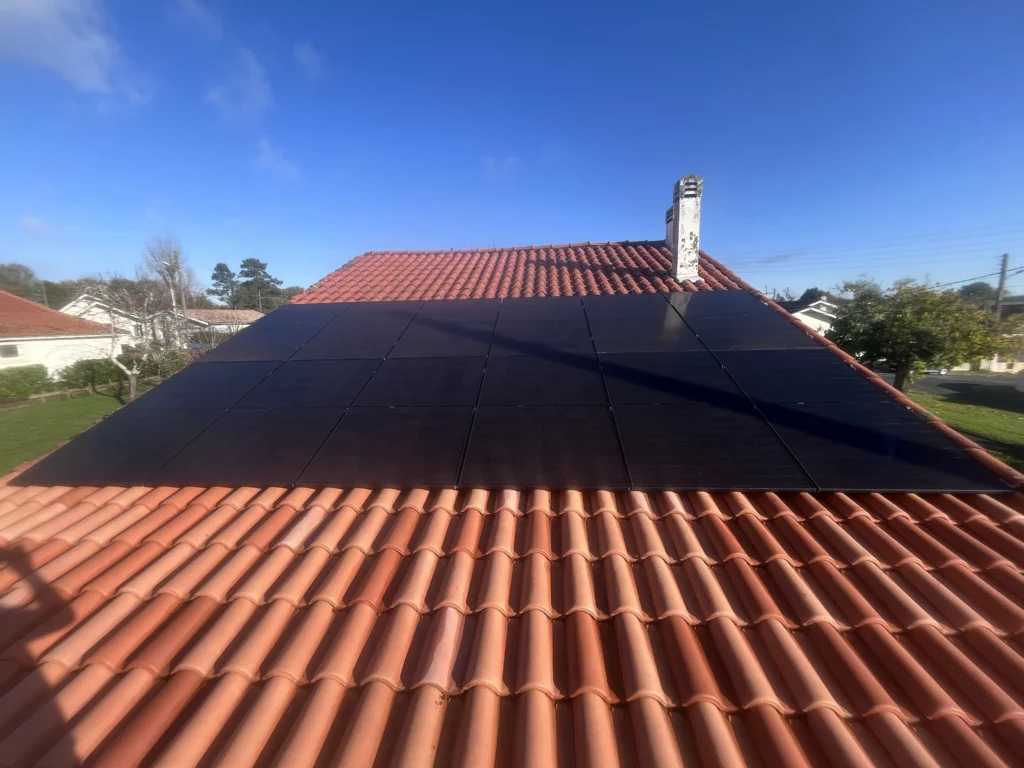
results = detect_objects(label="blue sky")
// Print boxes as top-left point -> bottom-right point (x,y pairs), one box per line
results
1,1 -> 1023,298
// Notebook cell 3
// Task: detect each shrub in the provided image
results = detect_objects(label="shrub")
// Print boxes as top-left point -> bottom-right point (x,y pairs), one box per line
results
0,365 -> 51,399
57,358 -> 126,391
139,349 -> 190,379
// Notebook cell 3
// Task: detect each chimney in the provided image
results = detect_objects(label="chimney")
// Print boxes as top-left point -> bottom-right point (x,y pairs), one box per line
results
664,175 -> 703,283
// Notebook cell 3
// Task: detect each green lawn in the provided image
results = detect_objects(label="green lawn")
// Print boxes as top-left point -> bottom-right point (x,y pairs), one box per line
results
908,390 -> 1024,468
0,383 -> 155,475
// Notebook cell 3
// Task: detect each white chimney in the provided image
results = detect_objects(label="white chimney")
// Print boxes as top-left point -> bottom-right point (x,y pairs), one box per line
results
664,174 -> 703,282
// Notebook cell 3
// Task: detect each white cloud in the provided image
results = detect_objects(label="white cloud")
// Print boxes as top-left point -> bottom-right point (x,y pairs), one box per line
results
176,0 -> 221,41
205,47 -> 271,119
482,156 -> 520,179
294,43 -> 323,79
0,0 -> 131,94
255,138 -> 299,179
21,215 -> 48,234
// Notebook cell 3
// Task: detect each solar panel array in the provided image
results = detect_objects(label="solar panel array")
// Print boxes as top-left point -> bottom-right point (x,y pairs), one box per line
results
17,291 -> 1009,492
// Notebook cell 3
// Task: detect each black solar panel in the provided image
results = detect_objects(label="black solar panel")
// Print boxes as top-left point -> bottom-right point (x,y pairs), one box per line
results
291,315 -> 412,360
479,355 -> 607,405
668,290 -> 765,317
389,317 -> 495,357
237,360 -> 380,408
198,304 -> 347,362
128,361 -> 279,409
614,404 -> 813,490
461,406 -> 627,488
761,401 -> 1007,492
490,320 -> 594,357
418,298 -> 501,323
301,407 -> 473,486
15,408 -> 225,486
583,293 -> 671,319
152,408 -> 345,487
497,296 -> 584,321
590,315 -> 704,353
684,312 -> 819,351
717,349 -> 889,403
355,357 -> 485,406
601,352 -> 742,406
17,291 -> 1010,494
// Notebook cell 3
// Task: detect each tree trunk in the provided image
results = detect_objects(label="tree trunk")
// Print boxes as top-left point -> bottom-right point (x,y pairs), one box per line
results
893,367 -> 911,393
128,373 -> 137,401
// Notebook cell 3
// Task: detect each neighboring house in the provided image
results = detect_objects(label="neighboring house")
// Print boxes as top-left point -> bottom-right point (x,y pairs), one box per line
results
0,289 -> 117,377
62,295 -> 261,348
5,177 -> 1024,768
182,308 -> 263,336
60,293 -> 149,348
779,296 -> 839,334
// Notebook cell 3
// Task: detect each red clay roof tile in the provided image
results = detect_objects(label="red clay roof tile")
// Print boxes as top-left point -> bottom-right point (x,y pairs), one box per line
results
0,289 -> 109,337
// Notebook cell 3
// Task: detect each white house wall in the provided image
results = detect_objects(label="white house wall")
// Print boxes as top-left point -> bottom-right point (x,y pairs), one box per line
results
62,299 -> 145,345
0,335 -> 115,378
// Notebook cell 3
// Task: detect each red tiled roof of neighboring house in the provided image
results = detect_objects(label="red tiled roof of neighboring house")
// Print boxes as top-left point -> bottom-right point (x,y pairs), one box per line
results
184,308 -> 265,325
0,289 -> 109,337
2,244 -> 1024,767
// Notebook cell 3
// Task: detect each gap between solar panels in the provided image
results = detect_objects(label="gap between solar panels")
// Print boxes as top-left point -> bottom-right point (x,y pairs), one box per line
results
14,292 -> 1012,494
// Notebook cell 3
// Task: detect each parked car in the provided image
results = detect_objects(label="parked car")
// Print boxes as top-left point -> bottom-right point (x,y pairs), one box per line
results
923,367 -> 949,375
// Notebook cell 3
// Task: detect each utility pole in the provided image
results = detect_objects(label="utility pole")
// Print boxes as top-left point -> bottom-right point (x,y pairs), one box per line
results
994,253 -> 1009,321
39,281 -> 48,307
258,288 -> 263,313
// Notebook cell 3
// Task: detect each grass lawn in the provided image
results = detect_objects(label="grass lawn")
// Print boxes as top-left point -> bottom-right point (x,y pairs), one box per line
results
908,390 -> 1024,468
0,383 -> 155,475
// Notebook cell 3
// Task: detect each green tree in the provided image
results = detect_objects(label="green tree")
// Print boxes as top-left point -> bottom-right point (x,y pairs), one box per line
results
828,279 -> 1005,392
957,281 -> 997,306
281,285 -> 305,302
798,287 -> 825,303
236,258 -> 284,312
208,263 -> 239,308
0,263 -> 37,298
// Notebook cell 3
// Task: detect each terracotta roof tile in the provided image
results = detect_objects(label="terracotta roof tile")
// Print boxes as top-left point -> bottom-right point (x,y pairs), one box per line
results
293,242 -> 739,303
0,289 -> 109,337
0,484 -> 1022,765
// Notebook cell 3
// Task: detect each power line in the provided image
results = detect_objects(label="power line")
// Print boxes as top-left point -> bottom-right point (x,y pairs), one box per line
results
723,234 -> 1024,267
716,221 -> 1024,260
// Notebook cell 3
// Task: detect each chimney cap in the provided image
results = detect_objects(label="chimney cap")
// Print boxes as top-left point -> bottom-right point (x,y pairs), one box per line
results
674,174 -> 703,200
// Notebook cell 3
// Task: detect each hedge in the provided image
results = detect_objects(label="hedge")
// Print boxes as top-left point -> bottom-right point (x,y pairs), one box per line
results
57,358 -> 127,391
0,365 -> 51,399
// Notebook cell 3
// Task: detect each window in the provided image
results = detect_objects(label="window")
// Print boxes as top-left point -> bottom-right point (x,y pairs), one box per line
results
0,345 -> 17,359
133,324 -> 143,337
121,344 -> 133,355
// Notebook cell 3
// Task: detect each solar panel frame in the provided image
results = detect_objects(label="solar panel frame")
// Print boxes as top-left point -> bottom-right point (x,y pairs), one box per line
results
301,406 -> 474,487
667,290 -> 766,317
387,317 -> 496,358
760,401 -> 1009,492
127,361 -> 280,410
489,320 -> 595,357
716,349 -> 891,403
479,355 -> 607,405
601,352 -> 744,406
461,405 -> 628,488
354,357 -> 486,406
589,315 -> 704,354
151,407 -> 346,487
290,315 -> 413,360
14,408 -> 226,487
583,293 -> 672,319
614,404 -> 814,490
236,359 -> 381,408
684,312 -> 819,351
196,303 -> 348,363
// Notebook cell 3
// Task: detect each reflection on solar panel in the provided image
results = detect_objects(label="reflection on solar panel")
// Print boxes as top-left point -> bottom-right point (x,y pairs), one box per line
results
17,291 -> 1010,493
